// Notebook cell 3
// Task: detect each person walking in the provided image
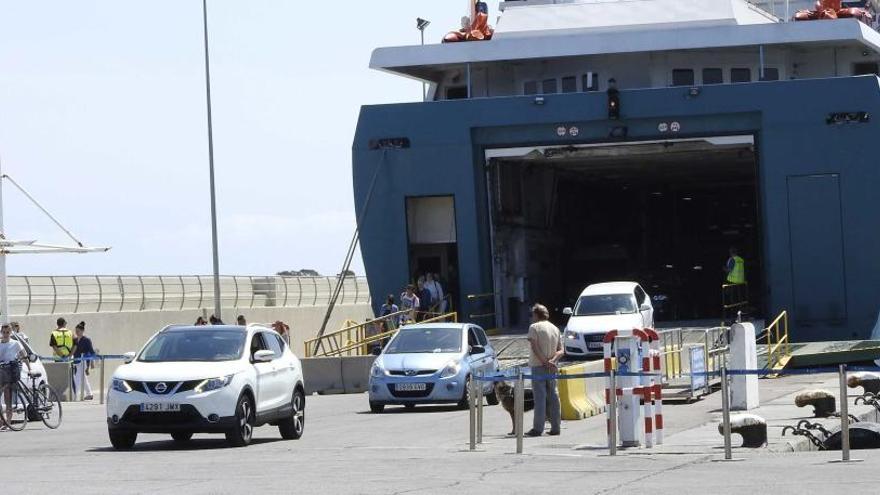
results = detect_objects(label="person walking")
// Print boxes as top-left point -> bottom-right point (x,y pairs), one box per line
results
272,321 -> 291,346
526,303 -> 563,437
72,322 -> 95,401
417,277 -> 432,320
49,318 -> 74,360
0,324 -> 30,430
400,285 -> 420,325
380,295 -> 399,331
236,315 -> 247,326
424,273 -> 444,312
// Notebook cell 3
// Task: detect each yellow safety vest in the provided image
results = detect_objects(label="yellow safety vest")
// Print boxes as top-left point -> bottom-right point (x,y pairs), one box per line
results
727,256 -> 746,285
52,329 -> 73,357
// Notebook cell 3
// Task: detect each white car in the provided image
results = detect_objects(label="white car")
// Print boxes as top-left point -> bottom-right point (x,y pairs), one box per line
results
107,324 -> 305,449
561,282 -> 655,358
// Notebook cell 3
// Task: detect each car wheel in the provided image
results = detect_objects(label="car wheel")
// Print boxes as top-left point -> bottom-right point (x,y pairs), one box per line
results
109,430 -> 137,450
226,394 -> 255,447
369,401 -> 385,414
457,376 -> 472,410
279,388 -> 305,440
171,431 -> 193,442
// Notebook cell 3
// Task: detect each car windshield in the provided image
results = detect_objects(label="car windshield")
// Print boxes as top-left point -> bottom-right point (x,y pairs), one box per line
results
574,294 -> 637,316
138,329 -> 246,362
384,327 -> 462,354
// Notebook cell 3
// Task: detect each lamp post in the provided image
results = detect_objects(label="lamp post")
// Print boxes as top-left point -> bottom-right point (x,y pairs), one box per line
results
202,0 -> 222,321
417,18 -> 430,101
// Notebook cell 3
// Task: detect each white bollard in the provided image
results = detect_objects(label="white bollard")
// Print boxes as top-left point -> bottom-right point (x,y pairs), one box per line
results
730,323 -> 759,410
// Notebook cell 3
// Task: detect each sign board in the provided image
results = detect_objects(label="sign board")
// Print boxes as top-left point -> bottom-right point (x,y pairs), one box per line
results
689,345 -> 706,396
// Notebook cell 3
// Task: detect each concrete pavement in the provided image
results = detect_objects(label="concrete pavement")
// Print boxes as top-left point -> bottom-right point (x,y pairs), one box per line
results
2,375 -> 880,494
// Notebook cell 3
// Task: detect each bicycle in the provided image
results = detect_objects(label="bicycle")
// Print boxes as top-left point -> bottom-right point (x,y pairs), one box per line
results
0,368 -> 62,431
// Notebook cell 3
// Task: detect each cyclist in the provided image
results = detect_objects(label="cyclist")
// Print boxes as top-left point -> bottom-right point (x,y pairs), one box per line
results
0,323 -> 31,430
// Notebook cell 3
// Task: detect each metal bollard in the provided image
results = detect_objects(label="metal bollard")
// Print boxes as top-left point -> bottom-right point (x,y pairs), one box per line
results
721,362 -> 733,460
66,361 -> 73,402
839,364 -> 851,462
515,370 -> 524,454
78,359 -> 85,402
477,372 -> 484,444
99,357 -> 106,405
609,370 -> 619,454
469,376 -> 477,451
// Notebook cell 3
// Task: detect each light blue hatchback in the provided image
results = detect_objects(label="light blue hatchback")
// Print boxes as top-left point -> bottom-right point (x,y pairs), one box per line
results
368,323 -> 499,413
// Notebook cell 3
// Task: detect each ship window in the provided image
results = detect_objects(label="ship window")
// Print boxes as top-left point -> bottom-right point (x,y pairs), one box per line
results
672,69 -> 694,86
853,62 -> 879,76
702,68 -> 723,85
561,76 -> 577,93
760,68 -> 780,81
582,72 -> 599,92
446,86 -> 468,99
731,68 -> 751,83
542,78 -> 558,94
523,81 -> 538,95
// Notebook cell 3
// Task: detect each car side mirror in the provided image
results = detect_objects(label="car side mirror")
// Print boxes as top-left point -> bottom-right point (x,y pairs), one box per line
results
562,307 -> 573,316
123,352 -> 136,364
253,349 -> 275,362
470,345 -> 485,355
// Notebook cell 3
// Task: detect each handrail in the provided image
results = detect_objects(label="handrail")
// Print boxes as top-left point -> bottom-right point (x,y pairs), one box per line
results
5,275 -> 371,316
766,310 -> 791,370
306,312 -> 459,358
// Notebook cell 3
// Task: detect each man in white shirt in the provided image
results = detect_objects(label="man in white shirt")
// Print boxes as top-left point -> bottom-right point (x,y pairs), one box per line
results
526,304 -> 563,437
0,323 -> 31,430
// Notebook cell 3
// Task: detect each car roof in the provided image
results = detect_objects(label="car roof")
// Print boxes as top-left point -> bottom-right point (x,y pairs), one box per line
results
580,281 -> 640,297
164,325 -> 247,333
398,323 -> 470,331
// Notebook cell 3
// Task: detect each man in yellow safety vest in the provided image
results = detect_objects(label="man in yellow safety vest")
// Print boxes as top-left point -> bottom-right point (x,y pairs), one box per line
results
725,247 -> 746,285
49,317 -> 74,359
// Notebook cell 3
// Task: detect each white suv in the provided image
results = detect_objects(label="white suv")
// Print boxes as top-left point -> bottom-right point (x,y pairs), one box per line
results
107,324 -> 305,449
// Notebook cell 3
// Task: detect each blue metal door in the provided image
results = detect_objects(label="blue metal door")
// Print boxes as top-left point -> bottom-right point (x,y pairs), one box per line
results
787,174 -> 847,324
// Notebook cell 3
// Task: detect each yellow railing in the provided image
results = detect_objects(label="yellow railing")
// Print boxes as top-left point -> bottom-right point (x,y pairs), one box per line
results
765,310 -> 791,370
721,282 -> 749,324
304,311 -> 459,358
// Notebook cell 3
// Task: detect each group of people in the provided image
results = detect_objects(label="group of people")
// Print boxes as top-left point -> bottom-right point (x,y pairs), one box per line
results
49,318 -> 97,401
380,273 -> 450,327
194,314 -> 292,345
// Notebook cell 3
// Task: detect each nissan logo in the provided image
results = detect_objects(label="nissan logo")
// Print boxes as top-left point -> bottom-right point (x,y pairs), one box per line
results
155,382 -> 168,393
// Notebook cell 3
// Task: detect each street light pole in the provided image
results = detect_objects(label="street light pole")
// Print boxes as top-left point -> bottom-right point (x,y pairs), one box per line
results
202,0 -> 222,321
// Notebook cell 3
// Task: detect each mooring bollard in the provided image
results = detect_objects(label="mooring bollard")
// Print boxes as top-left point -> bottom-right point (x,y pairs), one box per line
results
608,368 -> 618,456
721,362 -> 733,460
515,370 -> 524,454
469,376 -> 477,451
99,356 -> 106,405
477,372 -> 484,444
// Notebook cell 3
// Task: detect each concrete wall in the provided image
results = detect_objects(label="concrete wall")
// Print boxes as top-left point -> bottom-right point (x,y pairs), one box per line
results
16,303 -> 374,359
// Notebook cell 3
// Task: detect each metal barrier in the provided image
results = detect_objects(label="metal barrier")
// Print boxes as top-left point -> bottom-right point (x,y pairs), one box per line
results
764,311 -> 791,371
6,275 -> 370,316
304,311 -> 459,357
721,283 -> 749,324
656,326 -> 729,397
466,292 -> 496,321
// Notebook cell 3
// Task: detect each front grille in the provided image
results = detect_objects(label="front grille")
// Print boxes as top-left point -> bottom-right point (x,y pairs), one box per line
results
122,404 -> 204,426
388,383 -> 434,398
387,370 -> 437,377
587,334 -> 606,342
144,381 -> 181,395
127,381 -> 147,394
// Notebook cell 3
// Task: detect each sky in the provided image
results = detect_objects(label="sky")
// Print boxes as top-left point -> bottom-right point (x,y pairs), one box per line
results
0,0 -> 501,276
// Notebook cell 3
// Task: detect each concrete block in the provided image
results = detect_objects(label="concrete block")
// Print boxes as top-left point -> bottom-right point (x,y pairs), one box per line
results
44,361 -> 74,401
301,357 -> 344,395
341,356 -> 376,394
730,322 -> 759,410
558,360 -> 606,420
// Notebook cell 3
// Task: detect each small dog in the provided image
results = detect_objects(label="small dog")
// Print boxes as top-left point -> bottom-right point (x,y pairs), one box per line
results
494,381 -> 535,435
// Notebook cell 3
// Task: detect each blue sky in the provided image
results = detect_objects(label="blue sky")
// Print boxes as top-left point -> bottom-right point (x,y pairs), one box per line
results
0,0 -> 500,276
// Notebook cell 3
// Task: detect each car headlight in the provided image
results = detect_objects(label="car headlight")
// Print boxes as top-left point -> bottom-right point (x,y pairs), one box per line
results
440,360 -> 461,379
112,378 -> 133,394
565,330 -> 578,340
194,374 -> 234,393
371,363 -> 386,378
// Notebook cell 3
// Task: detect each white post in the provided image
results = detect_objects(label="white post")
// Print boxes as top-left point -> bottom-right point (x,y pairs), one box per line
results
0,159 -> 8,325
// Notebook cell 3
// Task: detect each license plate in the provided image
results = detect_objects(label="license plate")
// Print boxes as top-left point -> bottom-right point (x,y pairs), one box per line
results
588,343 -> 603,350
394,383 -> 427,392
139,403 -> 181,413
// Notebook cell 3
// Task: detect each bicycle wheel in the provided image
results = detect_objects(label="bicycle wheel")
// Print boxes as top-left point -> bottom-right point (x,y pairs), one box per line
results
0,384 -> 28,431
36,384 -> 63,429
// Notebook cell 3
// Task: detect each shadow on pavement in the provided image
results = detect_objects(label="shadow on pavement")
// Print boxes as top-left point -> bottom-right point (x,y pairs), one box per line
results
87,437 -> 285,452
